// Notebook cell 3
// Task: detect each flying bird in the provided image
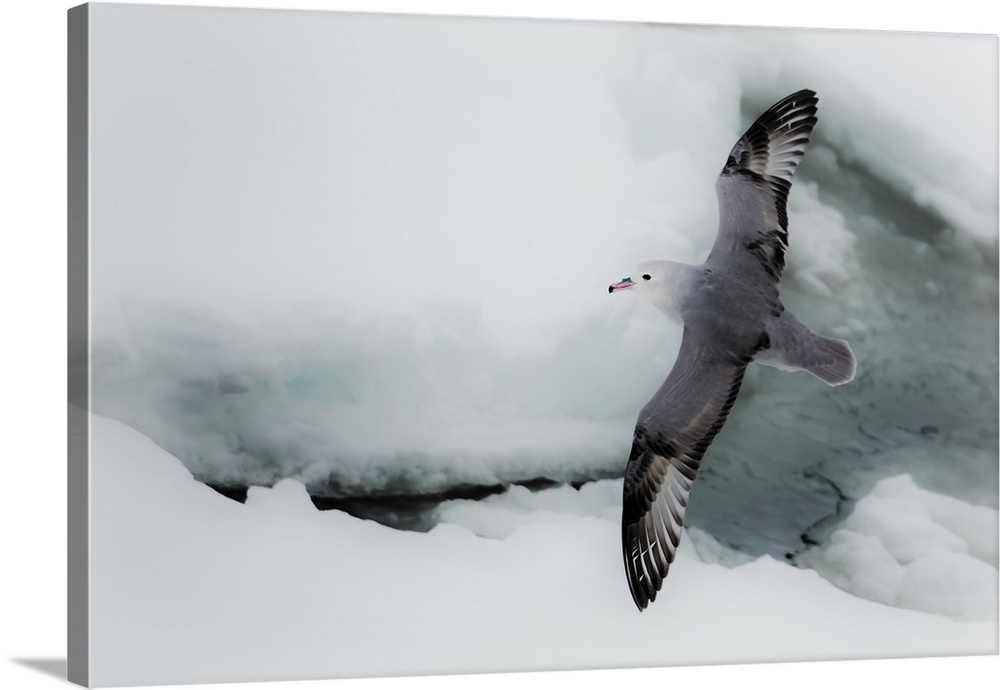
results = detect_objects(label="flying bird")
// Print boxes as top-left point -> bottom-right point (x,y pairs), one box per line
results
609,89 -> 856,611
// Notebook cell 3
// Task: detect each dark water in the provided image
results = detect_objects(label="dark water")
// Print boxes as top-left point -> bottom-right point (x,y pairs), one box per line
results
208,476 -> 574,533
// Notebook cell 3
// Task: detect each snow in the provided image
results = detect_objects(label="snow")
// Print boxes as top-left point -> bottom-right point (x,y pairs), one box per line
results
89,414 -> 997,687
801,475 -> 999,621
75,4 -> 998,686
2,0 -> 999,688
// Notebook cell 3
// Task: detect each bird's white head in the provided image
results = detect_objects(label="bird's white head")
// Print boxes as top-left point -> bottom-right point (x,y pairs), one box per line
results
608,260 -> 684,321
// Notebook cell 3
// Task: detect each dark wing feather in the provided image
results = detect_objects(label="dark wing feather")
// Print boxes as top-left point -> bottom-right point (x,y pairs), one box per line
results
710,90 -> 818,279
622,329 -> 751,610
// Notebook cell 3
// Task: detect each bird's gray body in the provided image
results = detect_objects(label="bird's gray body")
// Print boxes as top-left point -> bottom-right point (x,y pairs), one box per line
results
610,90 -> 857,610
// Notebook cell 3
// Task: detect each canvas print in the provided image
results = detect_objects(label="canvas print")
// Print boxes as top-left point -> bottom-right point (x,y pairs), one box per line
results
68,2 -> 999,687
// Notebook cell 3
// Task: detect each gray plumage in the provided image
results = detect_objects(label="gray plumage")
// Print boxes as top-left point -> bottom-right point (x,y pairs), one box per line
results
609,90 -> 856,611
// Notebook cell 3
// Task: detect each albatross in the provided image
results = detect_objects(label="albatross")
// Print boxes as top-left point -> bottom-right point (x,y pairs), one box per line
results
609,89 -> 857,611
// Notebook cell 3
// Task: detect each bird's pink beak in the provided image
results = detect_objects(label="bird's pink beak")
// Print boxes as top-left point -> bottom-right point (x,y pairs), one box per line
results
609,277 -> 634,294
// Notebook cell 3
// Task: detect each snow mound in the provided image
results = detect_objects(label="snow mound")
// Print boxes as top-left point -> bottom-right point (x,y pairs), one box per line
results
801,474 -> 999,621
88,415 -> 997,687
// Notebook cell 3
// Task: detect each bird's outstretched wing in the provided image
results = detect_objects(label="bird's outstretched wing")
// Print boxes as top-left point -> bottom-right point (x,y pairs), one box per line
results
622,329 -> 753,610
710,89 -> 818,279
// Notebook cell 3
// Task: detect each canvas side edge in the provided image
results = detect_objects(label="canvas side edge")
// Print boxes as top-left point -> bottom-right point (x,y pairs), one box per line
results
67,3 -> 90,687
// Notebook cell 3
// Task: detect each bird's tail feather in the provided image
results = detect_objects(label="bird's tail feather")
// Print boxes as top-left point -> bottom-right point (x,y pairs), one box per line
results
758,312 -> 857,386
802,336 -> 857,386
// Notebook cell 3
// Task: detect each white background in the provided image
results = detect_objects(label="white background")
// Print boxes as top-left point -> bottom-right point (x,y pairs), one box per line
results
1,1 -> 997,689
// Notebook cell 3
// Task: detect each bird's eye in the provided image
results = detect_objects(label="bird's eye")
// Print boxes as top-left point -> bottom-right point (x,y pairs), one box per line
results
642,274 -> 652,281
